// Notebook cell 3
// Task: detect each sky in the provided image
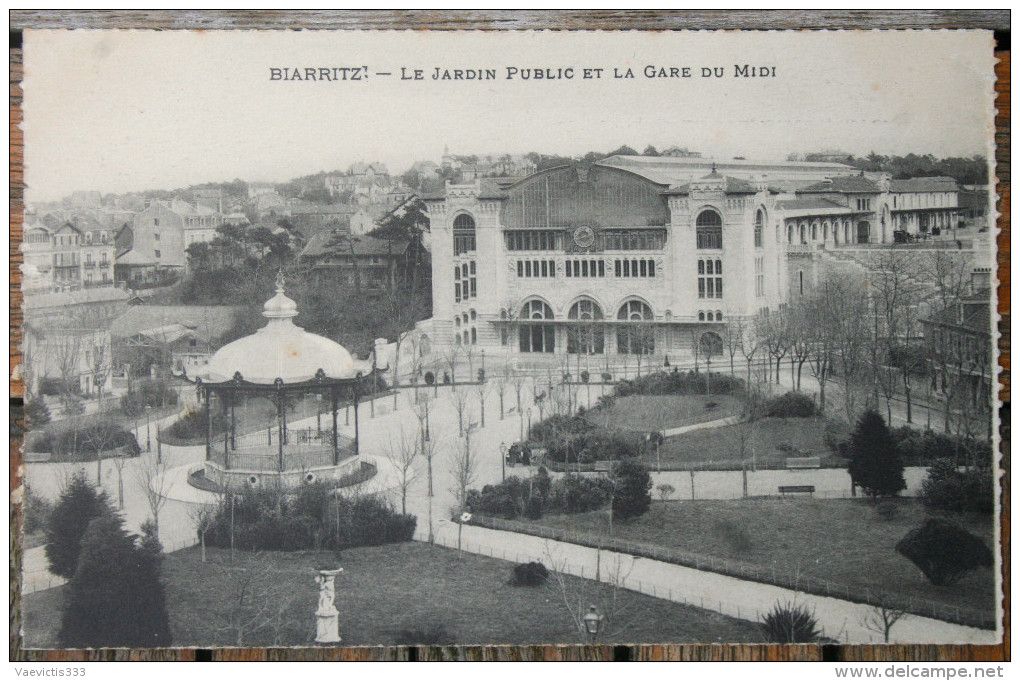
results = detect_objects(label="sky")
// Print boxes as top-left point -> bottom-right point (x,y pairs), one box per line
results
22,30 -> 997,202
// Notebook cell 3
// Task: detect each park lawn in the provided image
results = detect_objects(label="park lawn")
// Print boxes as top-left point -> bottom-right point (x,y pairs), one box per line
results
648,416 -> 840,468
532,498 -> 996,618
590,394 -> 742,432
21,542 -> 764,648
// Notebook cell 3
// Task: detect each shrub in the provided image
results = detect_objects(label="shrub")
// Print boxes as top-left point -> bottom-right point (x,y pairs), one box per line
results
58,514 -> 172,648
656,483 -> 676,501
823,418 -> 852,458
44,472 -> 113,578
25,398 -> 51,428
895,518 -> 993,586
847,410 -> 906,498
759,392 -> 818,418
549,474 -> 614,514
760,601 -> 822,643
50,420 -> 140,460
612,460 -> 652,520
893,427 -> 992,468
920,459 -> 994,515
22,483 -> 53,535
614,370 -> 744,398
120,378 -> 179,417
163,408 -> 227,442
875,501 -> 900,521
205,487 -> 415,552
510,561 -> 549,587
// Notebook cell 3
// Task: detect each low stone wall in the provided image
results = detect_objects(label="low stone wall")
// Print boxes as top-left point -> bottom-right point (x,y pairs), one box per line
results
202,455 -> 363,492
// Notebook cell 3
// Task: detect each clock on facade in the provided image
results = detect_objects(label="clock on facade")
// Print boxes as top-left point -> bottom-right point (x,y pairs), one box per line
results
572,225 -> 595,248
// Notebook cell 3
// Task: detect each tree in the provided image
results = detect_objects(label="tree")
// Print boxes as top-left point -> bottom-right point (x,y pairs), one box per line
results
214,552 -> 300,646
473,378 -> 491,428
450,425 -> 480,552
133,452 -> 171,539
44,471 -> 112,578
492,362 -> 511,420
611,460 -> 652,520
451,386 -> 471,437
862,603 -> 908,644
895,519 -> 993,586
386,429 -> 419,514
58,514 -> 172,648
847,410 -> 906,498
25,397 -> 51,428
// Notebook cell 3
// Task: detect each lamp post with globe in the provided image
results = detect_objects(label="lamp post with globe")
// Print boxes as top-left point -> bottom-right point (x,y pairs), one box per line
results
582,605 -> 604,643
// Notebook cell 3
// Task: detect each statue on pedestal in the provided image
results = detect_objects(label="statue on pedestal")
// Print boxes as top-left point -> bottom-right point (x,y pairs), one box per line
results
314,568 -> 343,644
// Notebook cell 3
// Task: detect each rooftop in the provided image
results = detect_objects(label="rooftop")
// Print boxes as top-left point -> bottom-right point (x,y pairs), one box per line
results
798,176 -> 882,194
888,176 -> 960,193
299,231 -> 410,259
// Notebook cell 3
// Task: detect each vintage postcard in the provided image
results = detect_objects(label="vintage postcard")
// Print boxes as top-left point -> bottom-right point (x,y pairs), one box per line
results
14,28 -> 1002,652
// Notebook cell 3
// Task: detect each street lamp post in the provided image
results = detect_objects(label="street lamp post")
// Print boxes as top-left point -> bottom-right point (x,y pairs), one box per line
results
582,605 -> 604,643
499,442 -> 507,481
526,407 -> 532,441
145,406 -> 152,453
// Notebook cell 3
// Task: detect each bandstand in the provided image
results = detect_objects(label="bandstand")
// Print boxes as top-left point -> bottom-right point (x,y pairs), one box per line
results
190,275 -> 378,492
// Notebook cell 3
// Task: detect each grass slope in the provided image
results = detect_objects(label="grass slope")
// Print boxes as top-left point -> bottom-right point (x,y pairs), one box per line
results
21,542 -> 763,648
532,498 -> 995,617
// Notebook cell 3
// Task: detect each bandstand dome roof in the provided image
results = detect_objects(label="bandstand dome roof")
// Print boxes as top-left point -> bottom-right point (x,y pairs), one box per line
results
200,275 -> 368,385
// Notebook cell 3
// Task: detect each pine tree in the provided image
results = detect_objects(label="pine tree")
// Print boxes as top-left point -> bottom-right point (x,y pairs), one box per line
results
612,460 -> 652,520
44,472 -> 112,578
58,515 -> 172,648
847,410 -> 906,498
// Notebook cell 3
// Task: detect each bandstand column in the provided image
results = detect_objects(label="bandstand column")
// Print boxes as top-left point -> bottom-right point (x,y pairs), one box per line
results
205,388 -> 212,462
353,380 -> 361,458
222,394 -> 230,468
276,383 -> 285,472
331,388 -> 339,465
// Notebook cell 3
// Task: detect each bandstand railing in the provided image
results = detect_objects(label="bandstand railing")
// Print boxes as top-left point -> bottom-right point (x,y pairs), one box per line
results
207,428 -> 356,471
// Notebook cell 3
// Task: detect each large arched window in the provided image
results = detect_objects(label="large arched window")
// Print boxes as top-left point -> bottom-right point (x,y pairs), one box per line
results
567,299 -> 605,354
754,209 -> 764,248
617,300 -> 655,355
696,209 -> 723,249
520,300 -> 555,353
453,213 -> 477,255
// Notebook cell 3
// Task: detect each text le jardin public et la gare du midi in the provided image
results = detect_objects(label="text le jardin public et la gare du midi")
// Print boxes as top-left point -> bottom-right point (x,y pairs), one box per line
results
267,64 -> 778,82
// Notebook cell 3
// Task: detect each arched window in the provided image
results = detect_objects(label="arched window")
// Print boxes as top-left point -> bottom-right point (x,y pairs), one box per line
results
716,311 -> 723,320
455,317 -> 461,327
823,221 -> 830,240
799,224 -> 806,244
617,300 -> 654,355
455,334 -> 462,345
454,265 -> 460,279
696,210 -> 723,249
520,300 -> 555,353
698,311 -> 705,322
811,222 -> 818,241
567,299 -> 605,354
787,224 -> 793,244
470,309 -> 477,321
754,209 -> 764,248
453,213 -> 477,255
799,270 -> 804,295
462,313 -> 469,325
707,311 -> 714,322
471,328 -> 477,344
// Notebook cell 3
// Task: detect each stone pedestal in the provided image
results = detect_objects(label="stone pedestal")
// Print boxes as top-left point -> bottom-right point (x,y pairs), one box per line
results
314,568 -> 343,644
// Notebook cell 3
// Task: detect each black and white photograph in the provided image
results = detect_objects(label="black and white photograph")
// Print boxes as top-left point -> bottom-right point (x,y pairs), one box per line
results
13,27 -> 1002,652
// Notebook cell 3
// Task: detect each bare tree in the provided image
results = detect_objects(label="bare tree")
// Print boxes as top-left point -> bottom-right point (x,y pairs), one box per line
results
510,366 -> 529,416
188,502 -> 218,563
111,454 -> 128,509
492,361 -> 511,420
786,303 -> 813,391
473,377 -> 491,428
214,552 -> 300,646
442,344 -> 463,389
760,309 -> 790,386
386,429 -> 419,514
722,318 -> 743,377
861,603 -> 908,644
418,426 -> 444,542
543,544 -> 635,644
451,386 -> 472,437
737,317 -> 762,387
133,452 -> 171,540
449,425 -> 480,552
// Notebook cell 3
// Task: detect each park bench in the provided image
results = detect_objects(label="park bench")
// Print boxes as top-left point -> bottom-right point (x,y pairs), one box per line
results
778,485 -> 815,496
786,456 -> 821,469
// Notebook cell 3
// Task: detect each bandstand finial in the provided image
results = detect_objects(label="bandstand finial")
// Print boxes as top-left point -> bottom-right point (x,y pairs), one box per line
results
276,269 -> 286,293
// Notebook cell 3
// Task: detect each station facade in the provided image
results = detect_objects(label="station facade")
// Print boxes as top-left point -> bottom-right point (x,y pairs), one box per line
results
421,155 -> 961,363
